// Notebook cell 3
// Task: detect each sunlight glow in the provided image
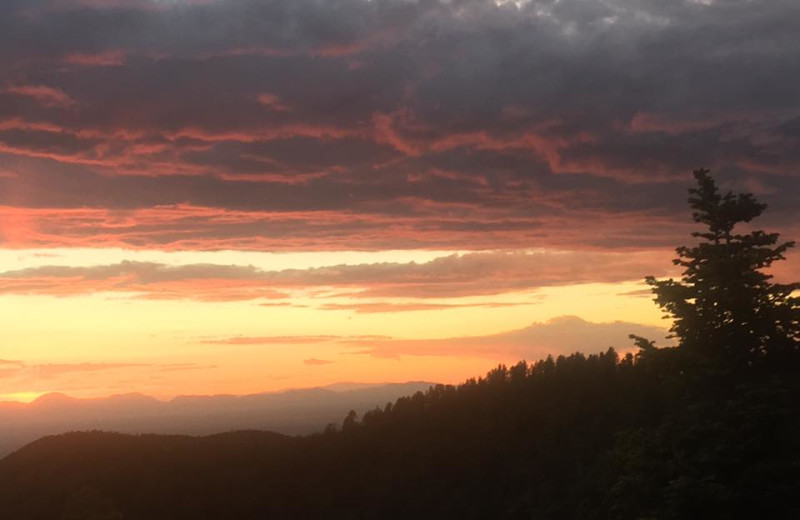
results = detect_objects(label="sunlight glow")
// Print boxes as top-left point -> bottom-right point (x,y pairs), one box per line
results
0,391 -> 47,404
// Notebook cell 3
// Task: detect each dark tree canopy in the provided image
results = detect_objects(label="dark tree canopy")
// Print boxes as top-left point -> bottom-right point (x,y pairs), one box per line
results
646,169 -> 800,367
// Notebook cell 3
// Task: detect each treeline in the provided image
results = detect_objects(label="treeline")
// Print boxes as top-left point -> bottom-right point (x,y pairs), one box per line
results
0,346 -> 797,519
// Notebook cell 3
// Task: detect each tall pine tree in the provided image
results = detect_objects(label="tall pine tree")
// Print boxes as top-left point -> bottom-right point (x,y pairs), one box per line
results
646,169 -> 799,368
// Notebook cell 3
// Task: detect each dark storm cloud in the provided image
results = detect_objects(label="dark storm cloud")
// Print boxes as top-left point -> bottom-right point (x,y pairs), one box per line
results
0,0 -> 798,251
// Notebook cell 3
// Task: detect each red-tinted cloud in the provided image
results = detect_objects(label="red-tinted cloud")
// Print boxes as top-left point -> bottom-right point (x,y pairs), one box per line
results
5,85 -> 76,108
0,0 -> 797,258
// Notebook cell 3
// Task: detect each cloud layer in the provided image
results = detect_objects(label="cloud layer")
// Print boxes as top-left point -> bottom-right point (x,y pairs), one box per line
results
0,360 -> 212,395
0,249 -> 675,300
345,315 -> 670,359
194,315 -> 670,361
0,0 -> 797,253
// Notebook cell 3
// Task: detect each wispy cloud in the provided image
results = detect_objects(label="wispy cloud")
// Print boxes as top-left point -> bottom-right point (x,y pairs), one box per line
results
28,363 -> 150,379
0,250 -> 676,300
344,316 -> 670,360
318,302 -> 531,313
303,358 -> 334,366
0,360 -> 215,394
5,84 -> 76,108
204,335 -> 341,345
202,334 -> 391,346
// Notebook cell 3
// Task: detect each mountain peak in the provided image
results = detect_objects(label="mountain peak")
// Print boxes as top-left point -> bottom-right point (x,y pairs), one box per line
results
31,392 -> 77,407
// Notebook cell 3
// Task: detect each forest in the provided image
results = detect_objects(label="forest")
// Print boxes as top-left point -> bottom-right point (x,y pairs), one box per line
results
0,170 -> 797,519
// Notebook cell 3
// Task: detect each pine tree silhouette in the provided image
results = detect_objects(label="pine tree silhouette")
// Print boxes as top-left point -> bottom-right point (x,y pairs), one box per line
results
646,169 -> 799,368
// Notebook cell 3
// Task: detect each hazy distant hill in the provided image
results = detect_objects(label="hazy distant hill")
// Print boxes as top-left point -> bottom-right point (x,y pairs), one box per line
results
0,381 -> 433,458
1,352 -> 796,519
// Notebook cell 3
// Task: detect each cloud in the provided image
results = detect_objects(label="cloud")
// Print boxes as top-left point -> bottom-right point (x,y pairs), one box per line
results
0,0 -> 796,255
195,315 -> 670,363
345,315 -> 671,360
303,358 -> 334,366
0,362 -> 149,381
0,249 -> 676,300
203,335 -> 341,345
202,334 -> 391,346
318,301 -> 531,313
157,363 -> 216,372
4,85 -> 76,108
0,261 -> 290,301
0,360 -> 214,394
28,363 -> 150,379
286,249 -> 676,298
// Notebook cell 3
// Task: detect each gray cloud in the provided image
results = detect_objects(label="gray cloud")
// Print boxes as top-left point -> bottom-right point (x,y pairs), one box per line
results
0,0 -> 797,254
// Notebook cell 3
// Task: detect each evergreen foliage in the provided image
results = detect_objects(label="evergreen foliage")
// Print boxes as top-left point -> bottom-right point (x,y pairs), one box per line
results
646,169 -> 799,368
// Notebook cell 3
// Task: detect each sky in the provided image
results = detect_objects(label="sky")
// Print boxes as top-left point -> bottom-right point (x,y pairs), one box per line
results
0,0 -> 798,402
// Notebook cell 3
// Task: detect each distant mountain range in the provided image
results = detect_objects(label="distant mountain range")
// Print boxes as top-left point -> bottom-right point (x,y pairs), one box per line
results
0,381 -> 434,458
3,352 -> 795,519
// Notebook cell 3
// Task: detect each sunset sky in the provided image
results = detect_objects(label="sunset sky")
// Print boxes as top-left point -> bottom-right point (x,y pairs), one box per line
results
1,0 -> 798,402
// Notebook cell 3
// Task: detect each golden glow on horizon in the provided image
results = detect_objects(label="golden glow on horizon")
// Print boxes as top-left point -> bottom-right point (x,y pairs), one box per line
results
0,247 -> 670,401
0,391 -> 47,404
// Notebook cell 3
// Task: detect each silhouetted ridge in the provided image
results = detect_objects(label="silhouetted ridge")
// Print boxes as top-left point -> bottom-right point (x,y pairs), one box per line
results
0,382 -> 436,458
1,348 -> 797,519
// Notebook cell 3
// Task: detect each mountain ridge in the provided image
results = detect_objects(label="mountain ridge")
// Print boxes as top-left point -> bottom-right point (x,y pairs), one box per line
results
0,381 -> 435,459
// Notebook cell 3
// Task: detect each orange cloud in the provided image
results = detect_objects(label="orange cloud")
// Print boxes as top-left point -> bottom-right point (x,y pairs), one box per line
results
204,336 -> 341,345
0,250 -> 676,301
303,358 -> 335,366
0,262 -> 291,301
202,335 -> 391,346
318,302 -> 530,313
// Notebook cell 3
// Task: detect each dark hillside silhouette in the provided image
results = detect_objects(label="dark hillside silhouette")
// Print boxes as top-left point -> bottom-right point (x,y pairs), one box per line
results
0,382 -> 435,458
0,170 -> 797,519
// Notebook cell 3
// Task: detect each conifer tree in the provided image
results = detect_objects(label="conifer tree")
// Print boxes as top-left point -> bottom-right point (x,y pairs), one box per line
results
646,169 -> 799,367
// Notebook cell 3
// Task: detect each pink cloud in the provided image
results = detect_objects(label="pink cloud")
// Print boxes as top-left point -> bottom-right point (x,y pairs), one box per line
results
5,85 -> 76,108
255,93 -> 290,112
63,50 -> 126,67
0,249 -> 682,302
